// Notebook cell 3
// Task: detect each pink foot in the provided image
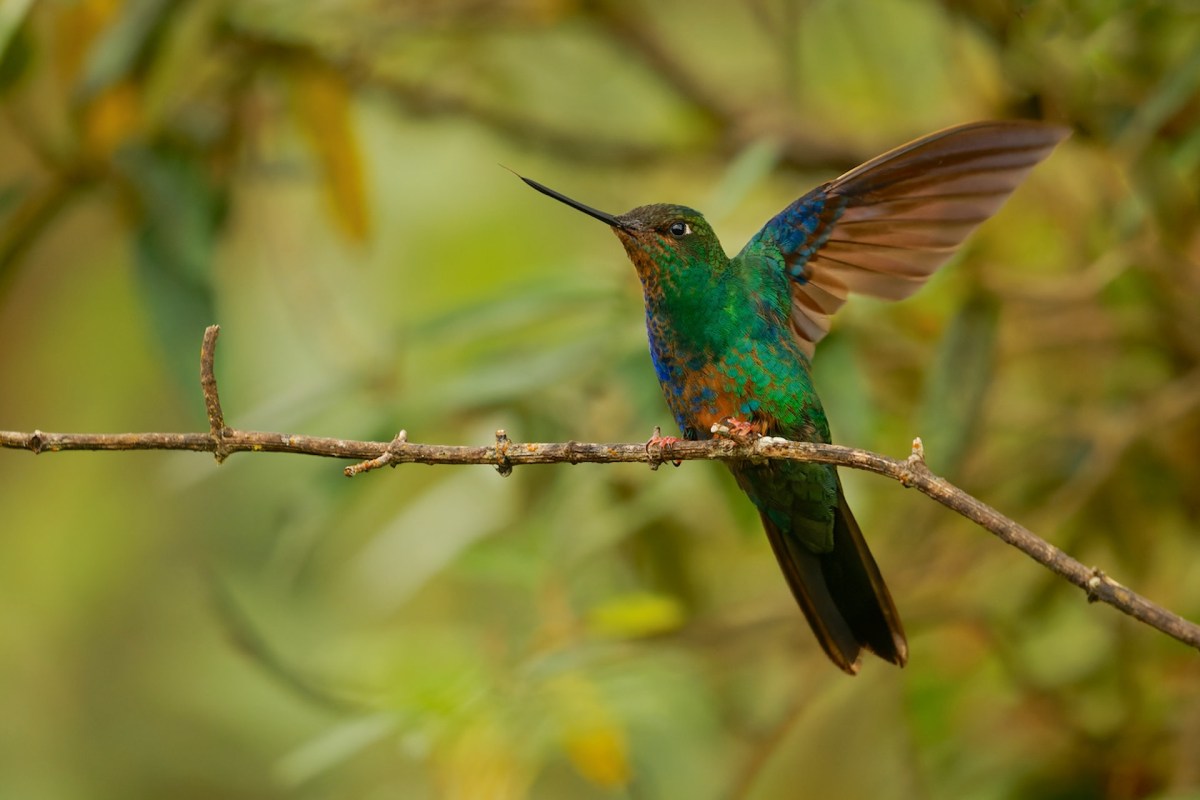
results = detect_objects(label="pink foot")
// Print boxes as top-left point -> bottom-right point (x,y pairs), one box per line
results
712,416 -> 761,443
645,426 -> 682,469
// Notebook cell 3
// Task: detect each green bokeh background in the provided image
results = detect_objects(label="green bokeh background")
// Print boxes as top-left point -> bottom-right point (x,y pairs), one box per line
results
1,1 -> 1198,798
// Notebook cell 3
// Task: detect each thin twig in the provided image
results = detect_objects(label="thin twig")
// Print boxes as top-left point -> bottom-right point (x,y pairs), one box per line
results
200,324 -> 230,462
225,28 -> 673,167
343,430 -> 407,476
586,0 -> 868,169
224,23 -> 862,172
0,172 -> 87,293
1,326 -> 1198,654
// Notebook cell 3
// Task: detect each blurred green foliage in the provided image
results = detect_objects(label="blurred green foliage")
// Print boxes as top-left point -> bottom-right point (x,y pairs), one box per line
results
1,1 -> 1198,798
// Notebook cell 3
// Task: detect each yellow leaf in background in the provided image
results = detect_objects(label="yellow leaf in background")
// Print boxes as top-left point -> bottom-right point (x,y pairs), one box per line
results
549,673 -> 632,789
563,723 -> 631,789
434,719 -> 534,800
52,0 -> 119,83
292,63 -> 371,243
51,0 -> 142,158
586,590 -> 685,638
83,78 -> 140,158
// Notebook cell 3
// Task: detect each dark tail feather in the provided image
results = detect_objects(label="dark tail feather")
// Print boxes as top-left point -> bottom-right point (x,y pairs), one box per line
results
759,483 -> 907,674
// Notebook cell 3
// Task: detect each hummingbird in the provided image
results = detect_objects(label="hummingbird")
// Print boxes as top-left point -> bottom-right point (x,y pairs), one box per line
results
519,121 -> 1068,673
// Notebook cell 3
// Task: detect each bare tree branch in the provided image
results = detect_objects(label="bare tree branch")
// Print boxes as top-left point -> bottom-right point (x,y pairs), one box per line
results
2,325 -> 1198,654
584,0 -> 870,169
224,27 -> 676,168
0,172 -> 89,293
223,20 -> 865,172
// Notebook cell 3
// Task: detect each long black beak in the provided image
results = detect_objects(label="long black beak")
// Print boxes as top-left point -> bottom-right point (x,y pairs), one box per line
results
516,174 -> 627,230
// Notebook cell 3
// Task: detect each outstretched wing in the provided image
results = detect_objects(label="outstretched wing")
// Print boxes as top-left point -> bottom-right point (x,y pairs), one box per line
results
739,121 -> 1069,356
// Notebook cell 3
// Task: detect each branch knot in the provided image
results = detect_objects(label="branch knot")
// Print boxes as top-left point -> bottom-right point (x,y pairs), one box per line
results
345,430 -> 408,477
494,429 -> 513,477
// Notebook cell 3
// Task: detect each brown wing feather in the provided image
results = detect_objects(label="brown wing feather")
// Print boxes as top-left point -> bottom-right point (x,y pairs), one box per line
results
783,121 -> 1069,355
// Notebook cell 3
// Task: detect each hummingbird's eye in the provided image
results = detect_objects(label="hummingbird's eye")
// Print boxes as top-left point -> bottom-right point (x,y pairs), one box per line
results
668,221 -> 691,238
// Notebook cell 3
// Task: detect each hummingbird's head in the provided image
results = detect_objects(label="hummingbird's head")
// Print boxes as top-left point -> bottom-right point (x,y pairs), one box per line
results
517,176 -> 727,295
610,204 -> 724,289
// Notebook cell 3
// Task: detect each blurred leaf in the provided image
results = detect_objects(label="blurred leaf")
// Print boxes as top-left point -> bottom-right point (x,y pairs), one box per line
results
75,0 -> 172,102
1014,594 -> 1114,688
563,723 -> 631,789
276,713 -> 396,787
424,332 -> 612,413
141,0 -> 223,137
435,717 -> 534,800
0,0 -> 33,59
585,590 -> 685,638
706,136 -> 782,221
810,329 -> 875,446
0,7 -> 32,95
918,292 -> 1000,475
208,573 -> 357,713
83,79 -> 142,158
74,0 -> 185,158
292,61 -> 371,242
0,182 -> 22,217
409,278 -> 619,342
550,673 -> 631,789
0,177 -> 82,296
117,144 -> 221,388
52,0 -> 118,87
340,468 -> 517,614
1116,35 -> 1200,157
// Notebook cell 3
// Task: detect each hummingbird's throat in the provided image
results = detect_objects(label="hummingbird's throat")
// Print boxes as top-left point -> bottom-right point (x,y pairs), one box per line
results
614,229 -> 665,290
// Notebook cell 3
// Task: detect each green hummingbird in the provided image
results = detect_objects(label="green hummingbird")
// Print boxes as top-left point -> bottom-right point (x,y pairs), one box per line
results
520,121 -> 1068,673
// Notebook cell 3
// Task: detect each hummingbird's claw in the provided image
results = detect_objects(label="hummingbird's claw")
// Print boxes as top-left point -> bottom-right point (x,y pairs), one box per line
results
711,417 -> 761,443
645,425 -> 682,469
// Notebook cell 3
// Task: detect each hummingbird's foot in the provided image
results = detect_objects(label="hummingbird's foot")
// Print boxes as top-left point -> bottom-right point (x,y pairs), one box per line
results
712,416 -> 762,443
645,425 -> 683,470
